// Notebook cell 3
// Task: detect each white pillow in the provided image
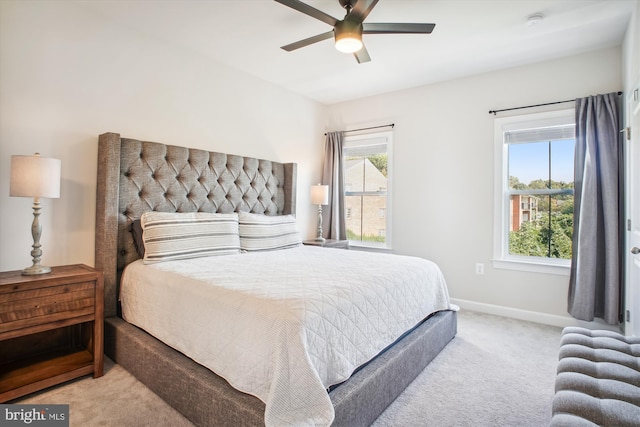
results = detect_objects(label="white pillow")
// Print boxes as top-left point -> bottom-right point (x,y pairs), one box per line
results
238,211 -> 301,252
141,211 -> 240,263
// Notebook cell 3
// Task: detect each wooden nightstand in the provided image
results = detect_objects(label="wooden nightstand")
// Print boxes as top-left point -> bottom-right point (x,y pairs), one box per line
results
303,239 -> 349,249
0,264 -> 104,402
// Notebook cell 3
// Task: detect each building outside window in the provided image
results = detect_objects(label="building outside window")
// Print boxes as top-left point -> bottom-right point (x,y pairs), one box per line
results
343,131 -> 392,249
493,109 -> 575,274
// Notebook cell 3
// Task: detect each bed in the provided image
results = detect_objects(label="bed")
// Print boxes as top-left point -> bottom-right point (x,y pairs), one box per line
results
95,132 -> 457,426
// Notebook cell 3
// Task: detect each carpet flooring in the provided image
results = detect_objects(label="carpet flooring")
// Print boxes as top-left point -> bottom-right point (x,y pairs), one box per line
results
14,310 -> 562,426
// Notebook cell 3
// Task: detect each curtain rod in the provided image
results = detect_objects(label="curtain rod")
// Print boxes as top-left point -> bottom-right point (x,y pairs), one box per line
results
324,123 -> 394,135
488,91 -> 622,115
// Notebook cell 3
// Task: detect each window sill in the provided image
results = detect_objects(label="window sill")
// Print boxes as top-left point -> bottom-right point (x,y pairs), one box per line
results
492,258 -> 570,276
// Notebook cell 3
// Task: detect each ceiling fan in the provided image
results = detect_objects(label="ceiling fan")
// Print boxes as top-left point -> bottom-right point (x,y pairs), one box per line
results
274,0 -> 436,64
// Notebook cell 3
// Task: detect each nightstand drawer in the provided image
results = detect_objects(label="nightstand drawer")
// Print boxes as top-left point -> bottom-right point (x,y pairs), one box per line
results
0,282 -> 96,334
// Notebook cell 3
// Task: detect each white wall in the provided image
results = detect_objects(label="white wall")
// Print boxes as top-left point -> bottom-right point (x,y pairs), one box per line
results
622,0 -> 639,89
326,47 -> 623,326
0,0 -> 326,272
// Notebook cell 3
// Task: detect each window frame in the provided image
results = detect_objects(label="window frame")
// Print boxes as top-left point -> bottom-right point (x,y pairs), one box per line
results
492,109 -> 574,275
343,130 -> 393,250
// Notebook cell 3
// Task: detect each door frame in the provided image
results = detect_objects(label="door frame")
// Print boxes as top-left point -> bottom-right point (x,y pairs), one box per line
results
624,79 -> 640,337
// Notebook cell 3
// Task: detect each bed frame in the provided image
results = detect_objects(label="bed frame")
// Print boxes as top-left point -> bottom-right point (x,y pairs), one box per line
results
95,132 -> 457,426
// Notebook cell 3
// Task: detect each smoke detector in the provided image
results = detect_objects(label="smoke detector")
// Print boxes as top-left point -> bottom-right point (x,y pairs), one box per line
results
526,14 -> 544,28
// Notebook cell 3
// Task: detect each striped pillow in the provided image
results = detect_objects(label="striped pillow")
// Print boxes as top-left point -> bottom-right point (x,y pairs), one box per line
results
238,211 -> 301,252
141,212 -> 240,263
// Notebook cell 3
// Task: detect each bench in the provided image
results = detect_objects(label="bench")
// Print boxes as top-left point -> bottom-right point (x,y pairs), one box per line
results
550,327 -> 640,426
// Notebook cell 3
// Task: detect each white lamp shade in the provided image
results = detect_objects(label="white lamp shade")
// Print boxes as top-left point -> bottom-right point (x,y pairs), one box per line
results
10,154 -> 61,198
310,184 -> 329,205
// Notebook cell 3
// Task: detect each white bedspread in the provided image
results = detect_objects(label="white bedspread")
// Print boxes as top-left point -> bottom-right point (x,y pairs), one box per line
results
120,245 -> 452,426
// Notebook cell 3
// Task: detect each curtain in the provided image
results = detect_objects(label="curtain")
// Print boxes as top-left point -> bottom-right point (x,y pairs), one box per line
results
568,92 -> 622,324
321,131 -> 346,240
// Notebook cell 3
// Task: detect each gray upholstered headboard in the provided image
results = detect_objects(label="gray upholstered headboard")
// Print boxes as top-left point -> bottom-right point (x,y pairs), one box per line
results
95,132 -> 297,317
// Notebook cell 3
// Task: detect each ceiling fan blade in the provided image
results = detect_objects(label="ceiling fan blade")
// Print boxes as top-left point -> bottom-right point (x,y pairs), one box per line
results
348,0 -> 379,23
281,31 -> 334,52
274,0 -> 338,27
353,44 -> 371,64
363,22 -> 436,34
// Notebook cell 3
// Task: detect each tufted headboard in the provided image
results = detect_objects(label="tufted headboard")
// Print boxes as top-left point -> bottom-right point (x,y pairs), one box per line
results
95,132 -> 297,317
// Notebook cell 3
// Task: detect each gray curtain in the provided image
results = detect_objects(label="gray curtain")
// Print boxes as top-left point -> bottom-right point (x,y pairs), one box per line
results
322,131 -> 346,240
568,92 -> 622,324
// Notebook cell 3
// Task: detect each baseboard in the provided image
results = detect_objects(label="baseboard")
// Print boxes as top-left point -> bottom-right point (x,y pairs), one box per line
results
450,298 -> 622,332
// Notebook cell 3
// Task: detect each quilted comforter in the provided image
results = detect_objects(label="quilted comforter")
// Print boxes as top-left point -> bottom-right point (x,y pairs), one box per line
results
120,245 -> 452,426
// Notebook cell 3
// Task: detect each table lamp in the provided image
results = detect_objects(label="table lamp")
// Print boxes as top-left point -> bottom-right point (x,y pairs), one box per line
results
310,184 -> 329,242
10,153 -> 61,275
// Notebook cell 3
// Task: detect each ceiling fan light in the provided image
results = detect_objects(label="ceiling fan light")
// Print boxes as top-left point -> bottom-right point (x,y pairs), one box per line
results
335,36 -> 362,53
334,20 -> 363,53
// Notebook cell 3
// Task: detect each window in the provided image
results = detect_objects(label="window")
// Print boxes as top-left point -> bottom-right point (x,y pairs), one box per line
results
493,109 -> 575,274
343,131 -> 392,249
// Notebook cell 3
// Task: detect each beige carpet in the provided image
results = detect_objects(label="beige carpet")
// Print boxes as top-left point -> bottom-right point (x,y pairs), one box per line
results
15,310 -> 562,426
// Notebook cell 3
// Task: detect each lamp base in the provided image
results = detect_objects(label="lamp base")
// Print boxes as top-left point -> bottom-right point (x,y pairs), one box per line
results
22,198 -> 52,276
315,204 -> 325,243
22,264 -> 52,275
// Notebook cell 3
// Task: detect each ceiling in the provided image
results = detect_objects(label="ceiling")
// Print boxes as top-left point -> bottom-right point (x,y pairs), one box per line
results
72,0 -> 635,105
